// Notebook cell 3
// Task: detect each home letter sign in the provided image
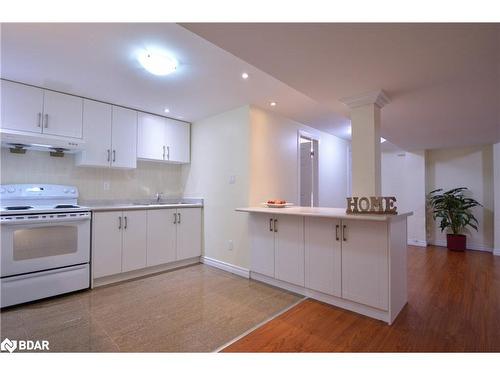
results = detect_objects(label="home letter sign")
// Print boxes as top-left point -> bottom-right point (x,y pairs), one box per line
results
346,196 -> 397,215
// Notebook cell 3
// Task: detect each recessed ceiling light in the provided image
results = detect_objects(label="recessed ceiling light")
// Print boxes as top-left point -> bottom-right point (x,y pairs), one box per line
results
138,50 -> 177,76
164,108 -> 170,113
269,101 -> 277,107
241,72 -> 249,79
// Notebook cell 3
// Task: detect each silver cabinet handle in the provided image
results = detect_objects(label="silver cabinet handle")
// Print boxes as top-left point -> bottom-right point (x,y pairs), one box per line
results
335,224 -> 340,241
343,224 -> 347,242
107,149 -> 110,162
167,146 -> 170,160
269,218 -> 273,232
177,212 -> 181,224
173,212 -> 177,224
118,216 -> 122,230
162,145 -> 166,160
124,216 -> 128,229
112,150 -> 116,162
274,219 -> 278,233
37,112 -> 42,127
44,114 -> 49,128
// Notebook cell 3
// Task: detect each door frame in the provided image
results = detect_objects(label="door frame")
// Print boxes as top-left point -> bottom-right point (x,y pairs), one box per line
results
297,130 -> 320,207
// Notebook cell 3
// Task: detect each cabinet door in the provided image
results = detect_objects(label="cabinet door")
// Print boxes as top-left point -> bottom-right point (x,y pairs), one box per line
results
92,211 -> 123,278
164,118 -> 190,163
275,215 -> 305,286
137,112 -> 165,161
341,219 -> 389,310
147,209 -> 177,266
249,215 -> 275,277
1,80 -> 44,133
42,90 -> 83,138
111,106 -> 137,169
305,217 -> 341,296
121,210 -> 147,272
76,99 -> 112,167
176,208 -> 202,260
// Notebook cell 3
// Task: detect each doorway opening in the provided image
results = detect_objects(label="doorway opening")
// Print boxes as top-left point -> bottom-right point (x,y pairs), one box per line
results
298,133 -> 319,207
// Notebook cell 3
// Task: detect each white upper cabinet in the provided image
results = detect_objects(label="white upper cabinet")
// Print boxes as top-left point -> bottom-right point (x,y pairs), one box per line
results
1,80 -> 44,133
42,90 -> 83,138
76,101 -> 137,169
111,106 -> 137,169
138,112 -> 190,163
77,99 -> 112,167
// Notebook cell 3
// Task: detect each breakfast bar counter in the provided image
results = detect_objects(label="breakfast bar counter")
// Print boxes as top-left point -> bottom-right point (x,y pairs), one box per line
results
237,205 -> 412,324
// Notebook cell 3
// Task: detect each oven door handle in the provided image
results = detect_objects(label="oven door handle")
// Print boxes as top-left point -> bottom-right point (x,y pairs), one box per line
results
0,215 -> 91,225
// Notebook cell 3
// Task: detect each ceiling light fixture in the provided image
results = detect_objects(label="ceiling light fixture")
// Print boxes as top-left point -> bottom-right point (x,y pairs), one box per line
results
241,72 -> 249,79
269,101 -> 277,107
138,50 -> 177,76
164,108 -> 170,113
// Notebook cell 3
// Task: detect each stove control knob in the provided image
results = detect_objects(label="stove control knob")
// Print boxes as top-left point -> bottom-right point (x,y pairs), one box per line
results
64,189 -> 70,194
70,189 -> 76,194
0,187 -> 5,194
7,187 -> 15,193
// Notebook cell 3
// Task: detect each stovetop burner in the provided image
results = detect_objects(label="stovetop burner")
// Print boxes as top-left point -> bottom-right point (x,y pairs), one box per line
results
54,204 -> 80,209
5,206 -> 33,210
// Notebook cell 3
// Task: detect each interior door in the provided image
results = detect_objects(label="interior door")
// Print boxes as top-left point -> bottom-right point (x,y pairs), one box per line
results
111,106 -> 137,169
78,99 -> 112,167
341,219 -> 389,310
137,112 -> 165,161
1,80 -> 44,133
92,211 -> 123,278
305,217 -> 341,296
42,90 -> 83,138
176,208 -> 202,260
146,209 -> 177,266
164,118 -> 190,163
249,214 -> 275,277
275,215 -> 305,286
121,210 -> 147,272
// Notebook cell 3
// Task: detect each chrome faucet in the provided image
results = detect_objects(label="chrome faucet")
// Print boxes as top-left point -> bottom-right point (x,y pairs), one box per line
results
155,192 -> 163,203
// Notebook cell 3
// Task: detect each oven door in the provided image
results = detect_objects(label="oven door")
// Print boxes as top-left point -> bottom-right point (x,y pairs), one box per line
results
1,212 -> 91,277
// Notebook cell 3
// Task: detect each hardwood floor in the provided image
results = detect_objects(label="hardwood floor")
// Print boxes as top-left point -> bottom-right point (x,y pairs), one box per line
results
223,245 -> 500,352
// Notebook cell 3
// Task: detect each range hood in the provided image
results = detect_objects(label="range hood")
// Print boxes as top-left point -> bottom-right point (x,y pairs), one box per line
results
0,129 -> 85,154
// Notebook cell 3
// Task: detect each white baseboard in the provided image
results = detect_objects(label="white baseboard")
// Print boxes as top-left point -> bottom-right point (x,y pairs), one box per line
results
201,256 -> 250,279
493,249 -> 500,256
430,240 -> 493,253
407,239 -> 427,247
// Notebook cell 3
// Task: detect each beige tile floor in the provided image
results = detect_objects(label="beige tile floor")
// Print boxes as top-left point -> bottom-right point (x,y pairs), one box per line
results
0,264 -> 302,352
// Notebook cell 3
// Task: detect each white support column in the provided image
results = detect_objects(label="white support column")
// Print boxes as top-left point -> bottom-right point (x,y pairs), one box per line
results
494,142 -> 500,256
341,90 -> 390,197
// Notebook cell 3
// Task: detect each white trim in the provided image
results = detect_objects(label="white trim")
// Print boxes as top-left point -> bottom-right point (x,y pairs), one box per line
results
407,239 -> 427,247
93,257 -> 200,287
493,249 -> 500,256
201,256 -> 250,279
213,297 -> 307,353
339,90 -> 390,109
430,240 -> 493,252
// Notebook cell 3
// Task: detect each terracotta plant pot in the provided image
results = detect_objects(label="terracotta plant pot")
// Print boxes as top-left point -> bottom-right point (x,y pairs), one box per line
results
446,234 -> 466,251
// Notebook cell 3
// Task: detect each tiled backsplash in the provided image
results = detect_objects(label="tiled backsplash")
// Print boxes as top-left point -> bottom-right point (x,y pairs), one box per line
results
0,148 -> 183,200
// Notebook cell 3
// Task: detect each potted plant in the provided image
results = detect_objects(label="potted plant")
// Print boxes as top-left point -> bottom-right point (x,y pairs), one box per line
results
428,187 -> 482,251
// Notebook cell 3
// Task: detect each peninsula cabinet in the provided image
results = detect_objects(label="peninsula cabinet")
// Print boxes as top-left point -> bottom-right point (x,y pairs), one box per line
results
76,100 -> 137,169
1,80 -> 83,138
137,112 -> 190,164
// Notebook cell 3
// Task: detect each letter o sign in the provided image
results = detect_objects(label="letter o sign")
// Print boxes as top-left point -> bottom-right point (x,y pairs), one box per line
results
358,197 -> 370,212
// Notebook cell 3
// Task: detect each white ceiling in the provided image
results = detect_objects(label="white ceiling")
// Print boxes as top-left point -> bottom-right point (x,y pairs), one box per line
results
0,23 -> 345,130
183,23 -> 500,150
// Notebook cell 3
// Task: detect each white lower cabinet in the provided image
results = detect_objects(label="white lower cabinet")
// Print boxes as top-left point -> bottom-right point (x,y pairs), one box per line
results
93,207 -> 202,281
341,219 -> 389,310
304,217 -> 341,297
249,215 -> 275,278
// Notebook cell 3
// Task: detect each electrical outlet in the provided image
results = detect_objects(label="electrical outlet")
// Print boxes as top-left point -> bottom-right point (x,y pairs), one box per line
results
228,240 -> 233,251
103,181 -> 110,191
229,175 -> 236,184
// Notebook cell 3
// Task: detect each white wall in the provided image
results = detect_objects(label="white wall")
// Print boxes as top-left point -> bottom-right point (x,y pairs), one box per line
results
249,106 -> 349,208
494,142 -> 500,255
181,106 -> 251,268
0,148 -> 182,200
382,151 -> 426,246
425,145 -> 494,252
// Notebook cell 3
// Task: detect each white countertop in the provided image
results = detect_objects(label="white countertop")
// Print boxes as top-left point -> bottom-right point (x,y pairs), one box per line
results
236,206 -> 412,221
80,198 -> 203,212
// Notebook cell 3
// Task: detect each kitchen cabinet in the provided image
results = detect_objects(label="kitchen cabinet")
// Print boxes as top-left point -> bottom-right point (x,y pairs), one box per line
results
146,209 -> 177,266
137,112 -> 190,163
1,80 -> 44,133
121,210 -> 147,272
176,207 -> 202,260
249,214 -> 304,286
76,100 -> 137,169
0,80 -> 83,138
304,217 -> 341,297
341,219 -> 389,310
92,210 -> 147,277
